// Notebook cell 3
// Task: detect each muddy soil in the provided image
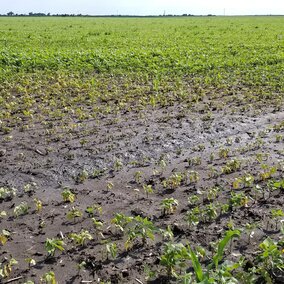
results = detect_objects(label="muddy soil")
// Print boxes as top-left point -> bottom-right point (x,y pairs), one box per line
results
0,95 -> 284,283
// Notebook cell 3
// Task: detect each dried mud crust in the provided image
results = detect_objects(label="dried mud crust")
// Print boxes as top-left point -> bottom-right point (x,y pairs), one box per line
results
0,99 -> 284,283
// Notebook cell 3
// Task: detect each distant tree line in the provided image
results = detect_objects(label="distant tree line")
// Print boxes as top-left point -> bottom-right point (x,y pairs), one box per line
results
2,12 -> 207,17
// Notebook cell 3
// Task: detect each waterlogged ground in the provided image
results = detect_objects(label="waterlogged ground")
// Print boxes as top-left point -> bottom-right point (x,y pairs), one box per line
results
0,16 -> 284,283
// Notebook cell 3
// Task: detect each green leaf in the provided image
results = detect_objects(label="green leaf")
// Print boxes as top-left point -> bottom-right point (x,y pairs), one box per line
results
188,245 -> 204,282
212,230 -> 240,269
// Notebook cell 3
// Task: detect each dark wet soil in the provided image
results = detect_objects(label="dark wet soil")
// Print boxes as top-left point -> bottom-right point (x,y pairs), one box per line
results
0,93 -> 283,283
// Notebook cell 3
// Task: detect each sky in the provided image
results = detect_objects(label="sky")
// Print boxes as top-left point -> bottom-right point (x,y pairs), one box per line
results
1,0 -> 284,16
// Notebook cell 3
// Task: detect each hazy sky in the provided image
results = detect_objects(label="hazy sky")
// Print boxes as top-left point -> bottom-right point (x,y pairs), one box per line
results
1,0 -> 284,16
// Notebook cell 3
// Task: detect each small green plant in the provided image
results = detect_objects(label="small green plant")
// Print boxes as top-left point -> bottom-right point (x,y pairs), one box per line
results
188,230 -> 241,282
14,201 -> 29,217
111,213 -> 133,232
187,171 -> 200,183
0,211 -> 7,219
61,188 -> 75,203
76,169 -> 88,183
41,271 -> 57,284
106,181 -> 114,190
254,237 -> 284,283
230,192 -> 250,209
186,207 -> 200,227
69,230 -> 93,246
105,242 -> 118,259
143,184 -> 153,198
270,208 -> 284,229
45,238 -> 65,257
134,171 -> 142,183
259,164 -> 277,181
203,203 -> 218,222
206,186 -> 220,201
160,225 -> 174,241
0,233 -> 8,245
66,207 -> 83,222
25,257 -> 36,269
275,134 -> 283,142
221,159 -> 241,174
160,242 -> 190,278
34,198 -> 43,212
113,158 -> 123,171
161,198 -> 179,215
188,194 -> 200,206
86,204 -> 102,217
125,216 -> 156,250
0,257 -> 18,279
0,187 -> 17,201
162,173 -> 184,189
219,147 -> 230,159
24,182 -> 38,194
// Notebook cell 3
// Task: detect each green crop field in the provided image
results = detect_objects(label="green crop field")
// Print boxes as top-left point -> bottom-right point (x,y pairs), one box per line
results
0,16 -> 283,283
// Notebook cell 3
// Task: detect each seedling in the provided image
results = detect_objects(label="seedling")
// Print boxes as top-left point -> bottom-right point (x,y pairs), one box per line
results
106,181 -> 114,190
0,187 -> 17,201
161,198 -> 179,216
61,188 -> 75,203
187,230 -> 241,282
134,171 -> 142,183
270,209 -> 284,230
25,258 -> 36,269
259,164 -> 277,181
114,158 -> 123,171
209,152 -> 215,163
125,216 -> 156,250
162,173 -> 184,189
111,213 -> 133,233
188,195 -> 199,206
186,207 -> 200,227
86,204 -> 102,217
69,230 -> 93,246
45,238 -> 65,257
34,198 -> 43,212
188,171 -> 200,183
206,186 -> 220,201
41,271 -> 57,284
66,207 -> 83,222
0,211 -> 7,219
219,147 -> 230,159
0,258 -> 18,279
24,182 -> 38,194
230,192 -> 250,209
143,184 -> 153,198
203,203 -> 218,222
160,225 -> 174,241
92,218 -> 104,238
105,242 -> 117,259
14,201 -> 29,217
0,233 -> 8,245
76,169 -> 88,183
221,159 -> 241,174
160,242 -> 189,277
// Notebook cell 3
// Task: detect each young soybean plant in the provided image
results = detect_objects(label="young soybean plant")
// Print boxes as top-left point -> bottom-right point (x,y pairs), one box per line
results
14,201 -> 29,217
61,187 -> 75,203
161,198 -> 179,216
69,230 -> 93,246
41,271 -> 57,284
105,242 -> 118,260
45,238 -> 65,257
66,207 -> 83,222
143,184 -> 153,198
